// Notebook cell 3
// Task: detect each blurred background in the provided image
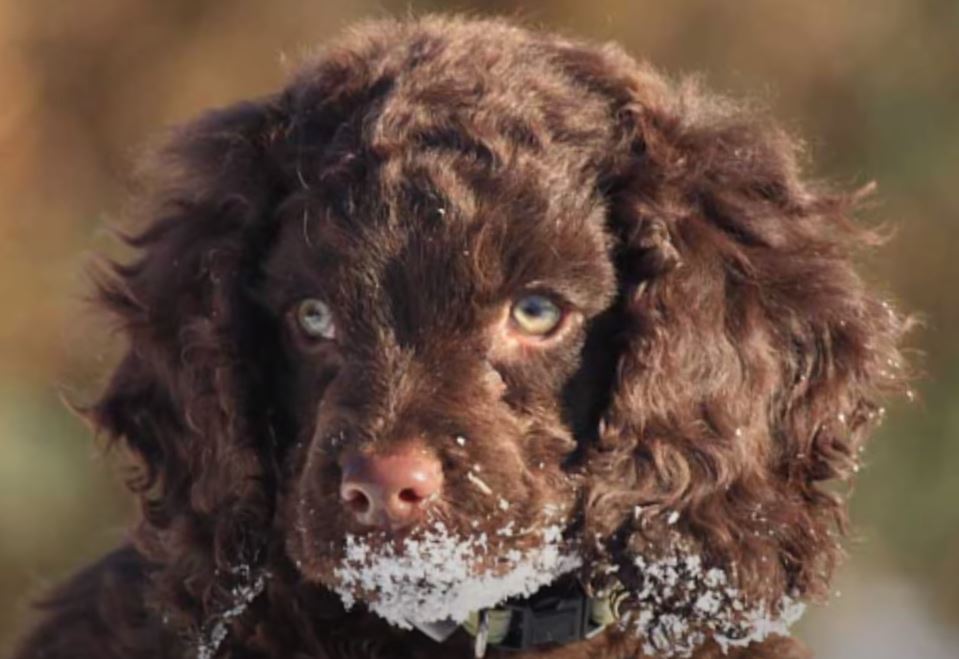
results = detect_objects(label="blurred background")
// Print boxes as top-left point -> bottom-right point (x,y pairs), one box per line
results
1,1 -> 956,656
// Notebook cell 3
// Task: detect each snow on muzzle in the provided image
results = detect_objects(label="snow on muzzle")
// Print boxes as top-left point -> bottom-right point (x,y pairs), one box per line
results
332,521 -> 582,629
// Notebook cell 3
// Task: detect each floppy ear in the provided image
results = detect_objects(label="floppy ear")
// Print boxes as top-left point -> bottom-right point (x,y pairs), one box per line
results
91,97 -> 290,630
583,68 -> 910,614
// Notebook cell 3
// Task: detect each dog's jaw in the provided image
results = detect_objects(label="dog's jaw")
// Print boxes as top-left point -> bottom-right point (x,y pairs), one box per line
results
331,522 -> 582,630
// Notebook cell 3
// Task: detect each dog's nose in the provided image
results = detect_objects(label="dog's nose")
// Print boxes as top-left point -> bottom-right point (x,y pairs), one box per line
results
339,444 -> 443,529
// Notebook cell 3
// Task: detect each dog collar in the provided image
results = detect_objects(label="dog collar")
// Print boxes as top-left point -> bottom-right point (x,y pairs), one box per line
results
414,579 -> 626,658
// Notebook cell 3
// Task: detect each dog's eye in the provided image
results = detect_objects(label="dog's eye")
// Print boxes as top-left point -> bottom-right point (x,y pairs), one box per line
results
296,299 -> 336,340
510,294 -> 563,336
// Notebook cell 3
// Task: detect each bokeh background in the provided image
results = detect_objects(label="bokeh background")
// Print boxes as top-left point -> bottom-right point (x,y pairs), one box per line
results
1,1 -> 956,656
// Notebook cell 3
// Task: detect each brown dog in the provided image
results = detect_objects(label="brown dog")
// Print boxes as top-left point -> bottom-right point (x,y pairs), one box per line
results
14,15 -> 909,659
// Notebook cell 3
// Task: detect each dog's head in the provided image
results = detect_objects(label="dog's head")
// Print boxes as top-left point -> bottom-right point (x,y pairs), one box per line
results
91,16 -> 909,654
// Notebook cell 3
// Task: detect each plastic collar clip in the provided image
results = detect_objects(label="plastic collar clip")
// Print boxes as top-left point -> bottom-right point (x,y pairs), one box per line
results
494,592 -> 601,651
463,580 -> 618,657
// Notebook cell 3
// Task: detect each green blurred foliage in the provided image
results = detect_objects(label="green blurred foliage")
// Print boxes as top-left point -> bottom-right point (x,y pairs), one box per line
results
1,0 -> 956,653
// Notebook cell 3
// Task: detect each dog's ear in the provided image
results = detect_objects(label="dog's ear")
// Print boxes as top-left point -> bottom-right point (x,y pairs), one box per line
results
90,97 -> 289,624
586,73 -> 911,605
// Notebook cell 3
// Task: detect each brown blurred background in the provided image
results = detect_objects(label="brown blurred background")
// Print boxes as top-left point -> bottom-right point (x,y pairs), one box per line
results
1,1 -> 957,656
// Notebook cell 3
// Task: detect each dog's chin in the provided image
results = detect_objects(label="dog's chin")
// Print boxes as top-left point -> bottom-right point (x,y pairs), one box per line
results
328,521 -> 582,629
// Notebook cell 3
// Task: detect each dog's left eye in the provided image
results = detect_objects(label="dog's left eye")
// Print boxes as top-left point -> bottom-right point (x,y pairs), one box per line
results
510,294 -> 563,336
296,299 -> 336,340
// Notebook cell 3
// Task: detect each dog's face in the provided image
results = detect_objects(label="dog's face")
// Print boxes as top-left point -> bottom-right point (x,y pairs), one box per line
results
90,16 -> 908,654
259,156 -> 617,625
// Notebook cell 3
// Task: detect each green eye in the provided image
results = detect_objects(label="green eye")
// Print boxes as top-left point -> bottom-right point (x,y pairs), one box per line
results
510,294 -> 563,336
296,299 -> 336,340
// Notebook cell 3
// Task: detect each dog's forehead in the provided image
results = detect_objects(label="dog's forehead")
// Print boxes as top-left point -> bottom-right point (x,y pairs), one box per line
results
266,168 -> 615,337
262,23 -> 628,332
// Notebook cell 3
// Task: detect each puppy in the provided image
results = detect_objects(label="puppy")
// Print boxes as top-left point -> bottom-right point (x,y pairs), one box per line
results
14,15 -> 909,659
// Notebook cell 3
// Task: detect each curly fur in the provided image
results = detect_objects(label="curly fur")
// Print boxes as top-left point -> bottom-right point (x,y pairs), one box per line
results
14,15 -> 909,659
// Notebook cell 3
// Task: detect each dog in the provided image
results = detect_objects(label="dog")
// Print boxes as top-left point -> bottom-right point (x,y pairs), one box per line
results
13,14 -> 909,659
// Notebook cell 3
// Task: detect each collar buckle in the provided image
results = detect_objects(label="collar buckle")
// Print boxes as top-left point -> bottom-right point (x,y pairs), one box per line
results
460,579 -> 620,655
493,592 -> 592,651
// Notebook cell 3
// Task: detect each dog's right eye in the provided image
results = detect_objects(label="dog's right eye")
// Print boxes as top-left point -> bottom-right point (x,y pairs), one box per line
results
295,299 -> 336,340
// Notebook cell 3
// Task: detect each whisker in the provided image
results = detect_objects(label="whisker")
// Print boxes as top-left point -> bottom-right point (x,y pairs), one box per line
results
466,471 -> 494,496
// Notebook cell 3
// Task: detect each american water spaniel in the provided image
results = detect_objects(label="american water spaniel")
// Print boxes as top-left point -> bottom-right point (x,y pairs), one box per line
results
14,14 -> 910,659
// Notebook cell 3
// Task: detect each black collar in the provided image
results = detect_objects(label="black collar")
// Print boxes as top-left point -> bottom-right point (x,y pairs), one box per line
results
415,578 -> 621,657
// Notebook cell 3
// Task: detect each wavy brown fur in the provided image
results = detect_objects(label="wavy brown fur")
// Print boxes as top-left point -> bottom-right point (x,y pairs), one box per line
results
14,15 -> 909,659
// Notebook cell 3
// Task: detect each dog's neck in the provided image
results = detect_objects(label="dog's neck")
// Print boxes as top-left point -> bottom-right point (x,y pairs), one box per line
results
186,551 -> 805,658
414,576 -> 618,658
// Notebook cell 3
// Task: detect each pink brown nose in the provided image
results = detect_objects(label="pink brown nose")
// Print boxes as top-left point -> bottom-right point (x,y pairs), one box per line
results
339,444 -> 443,529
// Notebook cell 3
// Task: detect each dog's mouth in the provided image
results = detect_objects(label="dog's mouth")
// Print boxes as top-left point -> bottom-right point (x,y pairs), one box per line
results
331,521 -> 582,629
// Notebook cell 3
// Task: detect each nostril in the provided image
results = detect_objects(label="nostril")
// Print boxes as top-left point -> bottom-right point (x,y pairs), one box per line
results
397,488 -> 424,505
342,486 -> 372,515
